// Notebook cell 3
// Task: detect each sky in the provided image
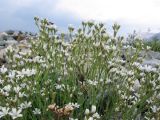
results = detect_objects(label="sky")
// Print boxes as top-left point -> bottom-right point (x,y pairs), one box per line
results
0,0 -> 160,35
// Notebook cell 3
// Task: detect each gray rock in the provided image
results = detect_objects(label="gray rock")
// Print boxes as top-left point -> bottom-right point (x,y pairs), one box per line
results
141,32 -> 155,41
151,32 -> 160,40
138,50 -> 160,67
0,31 -> 18,48
142,59 -> 160,67
5,30 -> 15,35
141,32 -> 160,41
139,51 -> 160,60
0,40 -> 6,46
6,36 -> 15,40
5,40 -> 18,46
0,32 -> 8,41
0,48 -> 6,59
147,51 -> 160,60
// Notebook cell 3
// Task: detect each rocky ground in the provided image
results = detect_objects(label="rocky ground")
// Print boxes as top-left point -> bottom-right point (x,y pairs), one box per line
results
0,30 -> 37,65
0,30 -> 37,47
0,31 -> 160,67
140,51 -> 160,67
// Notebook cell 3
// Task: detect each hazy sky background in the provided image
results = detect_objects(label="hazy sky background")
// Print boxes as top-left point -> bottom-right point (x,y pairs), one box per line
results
0,0 -> 160,35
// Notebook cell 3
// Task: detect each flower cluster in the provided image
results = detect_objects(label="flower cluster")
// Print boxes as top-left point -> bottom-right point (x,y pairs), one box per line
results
84,105 -> 100,120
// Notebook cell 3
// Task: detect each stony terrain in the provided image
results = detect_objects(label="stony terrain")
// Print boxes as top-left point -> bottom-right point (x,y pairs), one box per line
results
0,30 -> 160,67
141,31 -> 160,41
0,30 -> 36,65
141,51 -> 160,66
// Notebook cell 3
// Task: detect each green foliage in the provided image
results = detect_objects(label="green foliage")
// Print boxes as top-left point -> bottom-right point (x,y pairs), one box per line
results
144,39 -> 160,52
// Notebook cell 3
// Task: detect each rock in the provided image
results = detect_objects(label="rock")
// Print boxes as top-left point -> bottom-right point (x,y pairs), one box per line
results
139,51 -> 160,60
12,32 -> 26,41
0,48 -> 6,59
12,35 -> 18,40
0,46 -> 5,49
147,51 -> 160,60
17,43 -> 30,50
0,40 -> 6,46
0,31 -> 20,49
0,39 -> 18,49
0,32 -> 8,41
0,48 -> 7,66
123,49 -> 160,67
0,58 -> 6,66
151,32 -> 160,40
142,59 -> 160,67
5,30 -> 15,35
5,40 -> 18,46
0,32 -> 8,37
16,34 -> 26,41
139,50 -> 160,67
0,30 -> 36,66
5,36 -> 15,40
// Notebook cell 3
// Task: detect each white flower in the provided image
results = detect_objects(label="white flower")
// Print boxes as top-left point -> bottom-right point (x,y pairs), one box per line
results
146,46 -> 151,50
0,65 -> 7,74
156,93 -> 160,100
68,103 -> 80,108
14,86 -> 21,93
1,90 -> 9,96
20,83 -> 27,88
8,71 -> 16,79
0,79 -> 4,84
3,85 -> 11,92
103,45 -> 111,51
127,71 -> 134,76
0,107 -> 9,118
92,112 -> 100,119
17,68 -> 36,77
20,101 -> 32,109
133,62 -> 141,67
91,105 -> 96,113
93,42 -> 100,47
68,24 -> 74,29
55,84 -> 65,91
13,54 -> 22,59
111,45 -> 116,50
105,79 -> 112,84
69,118 -> 78,120
88,80 -> 98,86
88,117 -> 93,120
139,65 -> 156,72
5,45 -> 13,52
9,108 -> 22,119
99,78 -> 103,82
18,92 -> 26,98
151,105 -> 158,113
85,109 -> 90,115
33,56 -> 45,63
73,103 -> 80,108
47,24 -> 57,30
33,108 -> 41,115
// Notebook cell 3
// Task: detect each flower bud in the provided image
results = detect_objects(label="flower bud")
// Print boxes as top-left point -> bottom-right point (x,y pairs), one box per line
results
85,109 -> 90,115
91,105 -> 96,113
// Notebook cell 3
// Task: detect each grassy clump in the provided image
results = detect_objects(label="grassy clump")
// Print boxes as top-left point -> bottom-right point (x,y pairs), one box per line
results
144,39 -> 160,52
0,17 -> 160,120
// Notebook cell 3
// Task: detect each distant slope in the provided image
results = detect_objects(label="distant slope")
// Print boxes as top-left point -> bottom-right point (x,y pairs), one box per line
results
150,33 -> 160,40
141,32 -> 155,40
141,32 -> 160,41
